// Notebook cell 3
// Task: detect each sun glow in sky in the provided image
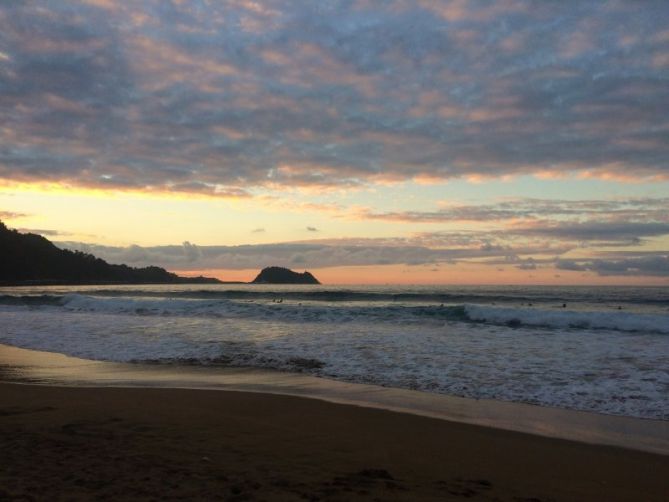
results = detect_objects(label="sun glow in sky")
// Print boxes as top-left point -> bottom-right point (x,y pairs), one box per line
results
1,1 -> 668,284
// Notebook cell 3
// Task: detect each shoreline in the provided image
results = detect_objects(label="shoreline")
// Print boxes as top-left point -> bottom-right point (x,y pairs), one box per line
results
0,280 -> 232,287
1,343 -> 667,456
2,386 -> 668,500
1,344 -> 668,500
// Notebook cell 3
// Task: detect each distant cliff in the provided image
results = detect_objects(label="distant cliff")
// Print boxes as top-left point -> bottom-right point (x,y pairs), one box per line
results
251,266 -> 320,284
0,221 -> 221,285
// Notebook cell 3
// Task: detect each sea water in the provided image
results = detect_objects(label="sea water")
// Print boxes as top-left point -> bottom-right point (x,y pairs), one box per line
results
0,284 -> 667,419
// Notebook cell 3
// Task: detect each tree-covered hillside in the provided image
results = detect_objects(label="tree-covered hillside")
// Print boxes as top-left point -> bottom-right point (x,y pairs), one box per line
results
0,221 -> 220,285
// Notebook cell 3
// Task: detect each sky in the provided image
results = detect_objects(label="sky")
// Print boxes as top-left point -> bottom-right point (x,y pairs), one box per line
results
1,0 -> 668,284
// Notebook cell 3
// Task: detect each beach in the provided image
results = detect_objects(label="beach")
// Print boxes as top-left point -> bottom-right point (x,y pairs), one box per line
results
2,284 -> 668,420
1,343 -> 669,501
1,284 -> 668,500
2,382 -> 668,501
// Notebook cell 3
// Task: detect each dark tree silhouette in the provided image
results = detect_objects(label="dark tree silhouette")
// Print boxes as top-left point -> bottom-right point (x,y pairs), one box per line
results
0,221 -> 220,285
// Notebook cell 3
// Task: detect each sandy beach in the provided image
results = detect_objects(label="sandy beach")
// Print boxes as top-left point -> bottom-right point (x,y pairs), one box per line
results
1,383 -> 668,501
1,343 -> 668,501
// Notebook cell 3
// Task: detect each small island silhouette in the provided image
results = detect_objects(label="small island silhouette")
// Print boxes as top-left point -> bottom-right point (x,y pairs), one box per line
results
252,266 -> 320,285
0,221 -> 320,286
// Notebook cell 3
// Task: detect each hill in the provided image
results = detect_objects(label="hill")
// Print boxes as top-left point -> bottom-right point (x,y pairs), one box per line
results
251,266 -> 320,284
0,221 -> 221,285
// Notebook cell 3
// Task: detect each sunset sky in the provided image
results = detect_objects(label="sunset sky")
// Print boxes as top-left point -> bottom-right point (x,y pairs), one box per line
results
1,0 -> 668,284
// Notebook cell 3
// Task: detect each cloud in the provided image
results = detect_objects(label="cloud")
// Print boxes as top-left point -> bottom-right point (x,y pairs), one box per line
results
554,259 -> 589,272
0,2 -> 667,195
353,197 -> 669,247
76,224 -> 669,279
517,221 -> 669,243
56,237 -> 565,271
557,254 -> 669,277
251,228 -> 265,233
515,257 -> 537,270
0,210 -> 29,220
15,227 -> 66,237
355,197 -> 669,223
181,241 -> 202,262
306,226 -> 318,232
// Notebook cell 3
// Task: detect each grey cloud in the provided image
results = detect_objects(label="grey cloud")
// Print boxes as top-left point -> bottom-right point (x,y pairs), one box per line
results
554,259 -> 589,272
0,210 -> 28,220
181,241 -> 202,262
357,197 -> 669,223
306,226 -> 318,232
518,221 -> 669,242
0,1 -> 667,194
41,207 -> 664,276
556,255 -> 669,277
516,258 -> 537,270
357,197 -> 669,246
16,227 -> 65,237
56,238 -> 563,271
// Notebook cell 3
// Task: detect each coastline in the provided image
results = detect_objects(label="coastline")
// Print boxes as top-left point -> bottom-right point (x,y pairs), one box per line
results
1,343 -> 668,456
1,343 -> 668,500
0,279 -> 231,286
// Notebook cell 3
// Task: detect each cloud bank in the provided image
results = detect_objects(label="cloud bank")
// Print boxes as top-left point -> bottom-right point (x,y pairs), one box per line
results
53,195 -> 669,277
557,254 -> 669,277
57,237 -> 669,277
56,193 -> 669,279
1,1 -> 668,195
56,239 -> 561,271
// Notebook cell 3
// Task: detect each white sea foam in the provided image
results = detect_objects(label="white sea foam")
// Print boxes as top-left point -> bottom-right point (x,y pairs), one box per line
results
1,289 -> 667,419
464,304 -> 669,334
45,294 -> 669,335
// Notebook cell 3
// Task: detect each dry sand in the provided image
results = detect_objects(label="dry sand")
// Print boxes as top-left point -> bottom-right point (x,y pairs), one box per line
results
1,382 -> 667,501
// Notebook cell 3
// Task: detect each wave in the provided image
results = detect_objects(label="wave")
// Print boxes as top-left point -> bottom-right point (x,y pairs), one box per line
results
58,293 -> 471,325
4,289 -> 531,303
464,305 -> 669,335
0,294 -> 65,306
2,290 -> 668,420
126,286 -> 664,306
2,293 -> 668,334
4,287 -> 669,306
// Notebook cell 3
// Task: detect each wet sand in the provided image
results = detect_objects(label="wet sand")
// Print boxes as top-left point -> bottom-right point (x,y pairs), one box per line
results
1,344 -> 668,500
1,382 -> 668,501
1,343 -> 667,455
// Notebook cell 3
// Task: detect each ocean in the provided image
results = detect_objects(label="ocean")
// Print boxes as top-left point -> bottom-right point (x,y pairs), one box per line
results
1,284 -> 667,420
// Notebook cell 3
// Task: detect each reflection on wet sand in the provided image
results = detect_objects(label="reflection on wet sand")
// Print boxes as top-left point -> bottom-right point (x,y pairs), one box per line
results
1,343 -> 667,455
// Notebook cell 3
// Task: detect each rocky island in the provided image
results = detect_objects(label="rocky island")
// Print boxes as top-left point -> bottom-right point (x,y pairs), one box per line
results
251,266 -> 320,284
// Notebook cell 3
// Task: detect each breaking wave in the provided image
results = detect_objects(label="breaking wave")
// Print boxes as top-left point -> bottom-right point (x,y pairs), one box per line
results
2,293 -> 667,334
